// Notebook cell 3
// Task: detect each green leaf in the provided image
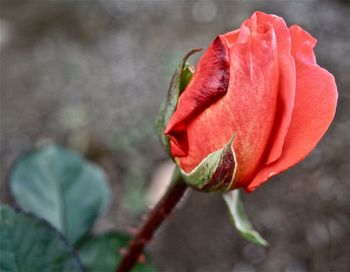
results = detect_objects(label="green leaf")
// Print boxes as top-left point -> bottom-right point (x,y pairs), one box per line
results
155,49 -> 201,155
0,204 -> 83,272
9,144 -> 111,244
223,190 -> 268,246
79,233 -> 155,272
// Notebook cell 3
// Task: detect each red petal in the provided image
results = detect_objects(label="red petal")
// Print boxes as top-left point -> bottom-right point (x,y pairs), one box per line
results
164,36 -> 230,157
167,16 -> 280,183
247,25 -> 338,192
223,29 -> 240,45
290,24 -> 317,64
253,12 -> 296,165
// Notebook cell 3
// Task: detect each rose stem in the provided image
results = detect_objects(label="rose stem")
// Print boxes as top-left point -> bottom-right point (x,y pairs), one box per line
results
116,170 -> 188,272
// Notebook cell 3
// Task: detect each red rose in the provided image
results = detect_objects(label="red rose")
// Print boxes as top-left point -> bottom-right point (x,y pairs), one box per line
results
164,11 -> 337,192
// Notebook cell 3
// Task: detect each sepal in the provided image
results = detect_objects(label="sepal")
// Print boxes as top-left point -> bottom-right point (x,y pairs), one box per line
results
223,190 -> 268,246
180,134 -> 237,192
156,49 -> 201,156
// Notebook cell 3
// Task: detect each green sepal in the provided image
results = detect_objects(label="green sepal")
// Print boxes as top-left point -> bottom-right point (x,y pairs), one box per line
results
156,49 -> 201,156
223,190 -> 268,246
180,134 -> 237,192
180,64 -> 194,92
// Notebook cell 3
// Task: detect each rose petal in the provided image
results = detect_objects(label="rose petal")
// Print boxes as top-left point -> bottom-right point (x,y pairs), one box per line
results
253,12 -> 296,165
168,16 -> 280,185
164,36 -> 230,157
247,25 -> 338,192
223,29 -> 240,45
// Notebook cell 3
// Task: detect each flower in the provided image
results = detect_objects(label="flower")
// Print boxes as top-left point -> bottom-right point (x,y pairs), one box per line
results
164,11 -> 338,192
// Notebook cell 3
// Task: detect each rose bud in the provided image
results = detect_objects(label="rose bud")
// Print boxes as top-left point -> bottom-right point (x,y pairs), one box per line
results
158,11 -> 338,192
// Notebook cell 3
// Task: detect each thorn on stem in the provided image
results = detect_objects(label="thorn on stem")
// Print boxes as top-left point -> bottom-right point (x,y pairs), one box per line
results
139,237 -> 151,245
141,214 -> 148,221
126,226 -> 139,235
138,254 -> 146,264
159,207 -> 170,218
119,247 -> 127,256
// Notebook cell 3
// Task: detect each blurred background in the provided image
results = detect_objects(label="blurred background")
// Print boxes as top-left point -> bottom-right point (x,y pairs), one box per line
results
1,0 -> 349,271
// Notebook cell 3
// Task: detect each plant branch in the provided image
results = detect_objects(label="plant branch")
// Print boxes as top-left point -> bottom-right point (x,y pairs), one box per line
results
117,169 -> 188,272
